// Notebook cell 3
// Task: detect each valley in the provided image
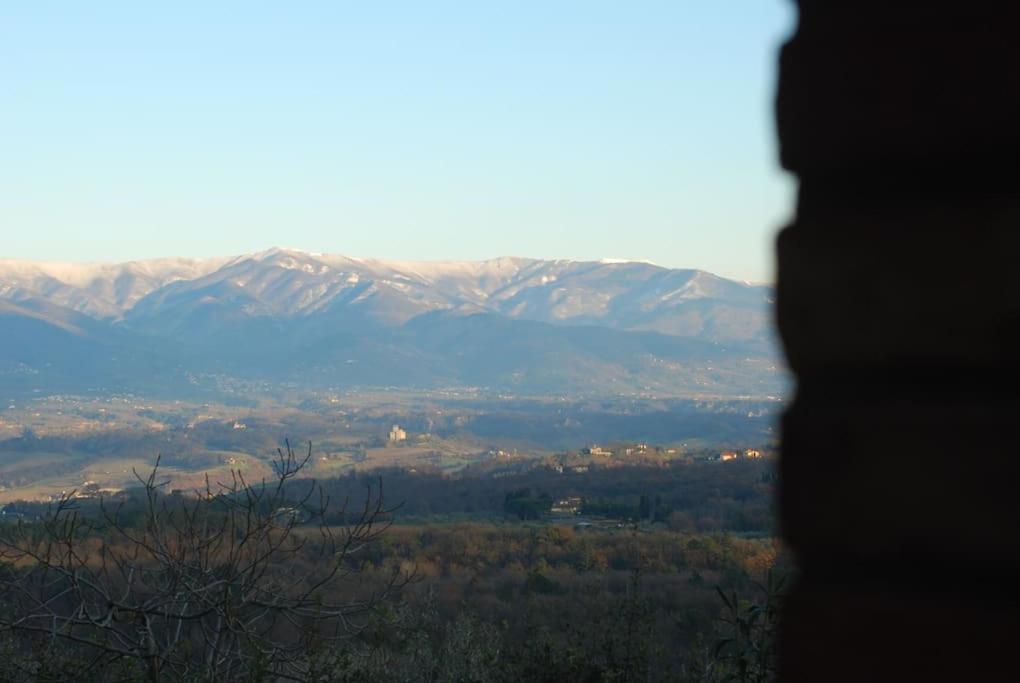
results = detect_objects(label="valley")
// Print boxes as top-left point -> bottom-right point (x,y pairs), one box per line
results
0,390 -> 777,504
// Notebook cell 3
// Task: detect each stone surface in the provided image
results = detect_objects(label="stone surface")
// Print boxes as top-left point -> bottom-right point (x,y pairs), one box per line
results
778,4 -> 1020,177
781,581 -> 1019,681
775,2 -> 1020,680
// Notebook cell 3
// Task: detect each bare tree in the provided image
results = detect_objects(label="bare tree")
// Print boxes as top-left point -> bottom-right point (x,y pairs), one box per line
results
0,442 -> 410,681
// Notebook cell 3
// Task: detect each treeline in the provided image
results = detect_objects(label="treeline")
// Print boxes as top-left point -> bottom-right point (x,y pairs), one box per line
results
1,458 -> 775,534
503,489 -> 685,523
321,458 -> 776,532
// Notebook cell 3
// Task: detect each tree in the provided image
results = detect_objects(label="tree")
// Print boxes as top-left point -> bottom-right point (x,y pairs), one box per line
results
638,494 -> 652,521
0,442 -> 410,681
713,568 -> 787,682
502,488 -> 551,521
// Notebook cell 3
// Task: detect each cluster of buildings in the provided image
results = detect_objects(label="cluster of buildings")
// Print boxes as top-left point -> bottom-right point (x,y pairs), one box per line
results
580,443 -> 680,458
551,496 -> 583,515
717,448 -> 764,462
541,443 -> 770,473
42,481 -> 107,503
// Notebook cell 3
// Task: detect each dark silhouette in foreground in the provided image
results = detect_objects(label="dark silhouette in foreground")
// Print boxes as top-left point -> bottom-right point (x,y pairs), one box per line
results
775,2 -> 1020,679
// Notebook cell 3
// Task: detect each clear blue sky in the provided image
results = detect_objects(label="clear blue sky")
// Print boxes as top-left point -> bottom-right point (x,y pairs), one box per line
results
2,1 -> 795,281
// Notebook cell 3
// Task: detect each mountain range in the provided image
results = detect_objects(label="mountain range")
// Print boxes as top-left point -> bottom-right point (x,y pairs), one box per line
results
0,249 -> 783,398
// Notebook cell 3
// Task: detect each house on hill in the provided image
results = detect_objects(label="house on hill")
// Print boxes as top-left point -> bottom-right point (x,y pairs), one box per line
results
551,497 -> 582,515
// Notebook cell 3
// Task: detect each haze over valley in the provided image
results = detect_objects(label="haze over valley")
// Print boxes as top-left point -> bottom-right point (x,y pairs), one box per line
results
0,248 -> 782,503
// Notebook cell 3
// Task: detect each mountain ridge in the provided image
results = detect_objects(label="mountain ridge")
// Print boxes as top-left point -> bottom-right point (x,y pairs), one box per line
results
0,248 -> 771,330
0,249 -> 782,398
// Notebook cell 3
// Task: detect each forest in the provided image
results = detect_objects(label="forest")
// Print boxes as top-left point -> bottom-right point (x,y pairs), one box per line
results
0,445 -> 786,681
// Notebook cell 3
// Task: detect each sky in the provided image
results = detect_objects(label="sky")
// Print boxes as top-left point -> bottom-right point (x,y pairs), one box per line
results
2,1 -> 795,282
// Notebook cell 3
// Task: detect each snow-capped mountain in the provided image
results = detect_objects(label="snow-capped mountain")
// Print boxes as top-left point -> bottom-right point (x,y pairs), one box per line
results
0,256 -> 230,319
0,249 -> 781,397
1,248 -> 771,339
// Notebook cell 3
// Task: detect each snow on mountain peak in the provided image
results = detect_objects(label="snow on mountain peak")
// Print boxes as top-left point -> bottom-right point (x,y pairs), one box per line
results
0,251 -> 770,336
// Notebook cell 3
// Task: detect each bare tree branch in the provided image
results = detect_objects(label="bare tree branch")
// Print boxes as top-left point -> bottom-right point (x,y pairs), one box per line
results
0,441 -> 410,681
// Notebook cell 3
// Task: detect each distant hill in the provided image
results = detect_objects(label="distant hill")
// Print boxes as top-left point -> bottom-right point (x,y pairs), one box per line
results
0,249 -> 783,398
